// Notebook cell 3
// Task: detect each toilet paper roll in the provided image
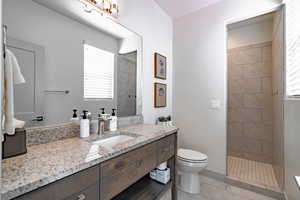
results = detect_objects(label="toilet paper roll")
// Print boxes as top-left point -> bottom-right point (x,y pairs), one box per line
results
157,162 -> 167,170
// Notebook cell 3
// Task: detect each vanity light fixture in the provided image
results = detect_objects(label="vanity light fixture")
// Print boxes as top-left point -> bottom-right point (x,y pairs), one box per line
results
80,0 -> 119,18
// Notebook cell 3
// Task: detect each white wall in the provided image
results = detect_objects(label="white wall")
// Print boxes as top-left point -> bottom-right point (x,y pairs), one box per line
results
119,35 -> 139,54
285,100 -> 300,200
118,0 -> 173,124
284,1 -> 300,199
228,19 -> 273,49
174,0 -> 281,174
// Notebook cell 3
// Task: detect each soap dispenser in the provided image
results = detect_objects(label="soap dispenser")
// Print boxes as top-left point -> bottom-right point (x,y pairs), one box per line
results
70,109 -> 79,124
110,109 -> 117,131
100,108 -> 110,120
80,110 -> 90,138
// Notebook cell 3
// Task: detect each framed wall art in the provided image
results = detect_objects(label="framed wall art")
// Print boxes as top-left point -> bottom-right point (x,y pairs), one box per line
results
154,83 -> 167,108
154,53 -> 167,80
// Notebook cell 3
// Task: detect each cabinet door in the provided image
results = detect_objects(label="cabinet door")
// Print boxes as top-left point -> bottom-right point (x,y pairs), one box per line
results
54,165 -> 99,200
157,135 -> 175,164
101,143 -> 157,200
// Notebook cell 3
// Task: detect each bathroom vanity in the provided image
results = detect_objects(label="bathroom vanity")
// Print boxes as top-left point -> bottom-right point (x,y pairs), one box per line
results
1,124 -> 178,200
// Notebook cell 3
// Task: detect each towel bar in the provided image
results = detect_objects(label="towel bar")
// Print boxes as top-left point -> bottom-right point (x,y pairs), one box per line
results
44,90 -> 70,94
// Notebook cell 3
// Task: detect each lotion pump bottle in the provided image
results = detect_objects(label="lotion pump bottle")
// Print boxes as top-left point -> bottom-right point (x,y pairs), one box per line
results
80,110 -> 90,138
109,109 -> 117,131
70,109 -> 79,124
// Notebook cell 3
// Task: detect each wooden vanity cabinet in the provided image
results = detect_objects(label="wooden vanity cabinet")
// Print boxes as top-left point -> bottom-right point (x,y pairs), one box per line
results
101,134 -> 177,200
13,133 -> 177,200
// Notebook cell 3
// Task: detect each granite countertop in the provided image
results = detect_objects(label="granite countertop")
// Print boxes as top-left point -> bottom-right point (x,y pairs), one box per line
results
1,124 -> 178,200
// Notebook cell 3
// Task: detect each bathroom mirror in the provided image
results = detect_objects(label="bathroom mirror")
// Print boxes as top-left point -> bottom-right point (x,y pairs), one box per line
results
3,0 -> 143,127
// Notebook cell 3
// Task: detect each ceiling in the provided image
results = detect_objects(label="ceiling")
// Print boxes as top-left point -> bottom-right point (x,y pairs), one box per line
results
228,12 -> 274,30
154,0 -> 223,19
32,0 -> 137,39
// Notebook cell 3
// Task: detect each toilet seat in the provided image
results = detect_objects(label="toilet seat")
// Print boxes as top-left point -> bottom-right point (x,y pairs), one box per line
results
177,149 -> 208,163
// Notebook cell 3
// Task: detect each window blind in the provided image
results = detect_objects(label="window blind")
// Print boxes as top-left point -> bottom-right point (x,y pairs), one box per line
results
84,44 -> 114,99
286,0 -> 300,97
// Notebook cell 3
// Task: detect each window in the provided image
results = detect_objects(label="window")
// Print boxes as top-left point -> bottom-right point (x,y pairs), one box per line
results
84,44 -> 114,99
286,0 -> 300,97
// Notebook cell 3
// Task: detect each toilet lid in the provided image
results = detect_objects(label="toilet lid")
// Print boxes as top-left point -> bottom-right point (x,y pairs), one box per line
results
177,149 -> 207,162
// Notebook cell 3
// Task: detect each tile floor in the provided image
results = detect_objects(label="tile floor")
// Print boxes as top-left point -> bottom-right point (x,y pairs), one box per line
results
227,156 -> 281,192
177,174 -> 276,200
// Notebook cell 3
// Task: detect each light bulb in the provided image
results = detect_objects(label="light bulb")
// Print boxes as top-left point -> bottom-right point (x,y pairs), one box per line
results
103,0 -> 110,9
96,0 -> 104,9
110,4 -> 118,14
110,0 -> 117,4
110,7 -> 117,14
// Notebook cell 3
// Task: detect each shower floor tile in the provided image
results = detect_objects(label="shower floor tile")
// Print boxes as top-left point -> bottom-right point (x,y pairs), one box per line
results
227,156 -> 281,193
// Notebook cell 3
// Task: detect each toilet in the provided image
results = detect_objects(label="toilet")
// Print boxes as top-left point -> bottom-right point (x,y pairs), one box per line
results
176,148 -> 208,194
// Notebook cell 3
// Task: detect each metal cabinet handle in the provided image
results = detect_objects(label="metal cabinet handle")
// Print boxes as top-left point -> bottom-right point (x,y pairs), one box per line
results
78,194 -> 86,200
115,161 -> 125,170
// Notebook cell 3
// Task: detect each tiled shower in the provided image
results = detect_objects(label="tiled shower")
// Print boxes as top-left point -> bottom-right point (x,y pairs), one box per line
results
228,42 -> 274,164
227,11 -> 284,193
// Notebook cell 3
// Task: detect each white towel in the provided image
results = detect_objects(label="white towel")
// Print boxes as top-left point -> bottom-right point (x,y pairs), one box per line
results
2,49 -> 26,141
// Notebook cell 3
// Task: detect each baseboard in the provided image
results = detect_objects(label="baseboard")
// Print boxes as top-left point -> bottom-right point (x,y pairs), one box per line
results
201,169 -> 226,182
201,169 -> 285,200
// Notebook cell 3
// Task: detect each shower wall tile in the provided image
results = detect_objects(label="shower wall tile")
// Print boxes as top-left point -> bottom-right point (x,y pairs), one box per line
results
227,42 -> 274,164
228,122 -> 243,138
264,61 -> 273,77
243,62 -> 272,78
229,64 -> 243,80
243,78 -> 262,93
263,77 -> 273,94
263,45 -> 272,62
228,108 -> 244,122
263,142 -> 274,157
242,139 -> 262,154
242,108 -> 263,123
230,47 -> 262,65
243,123 -> 273,142
243,94 -> 264,108
229,79 -> 244,94
229,93 -> 243,108
263,108 -> 273,124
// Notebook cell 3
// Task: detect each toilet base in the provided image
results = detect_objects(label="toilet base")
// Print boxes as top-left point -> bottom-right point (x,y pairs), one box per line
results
177,171 -> 201,194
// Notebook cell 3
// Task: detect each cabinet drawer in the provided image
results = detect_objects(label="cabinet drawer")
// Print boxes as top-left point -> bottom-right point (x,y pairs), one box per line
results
101,143 -> 157,200
54,165 -> 100,200
14,165 -> 100,200
157,135 -> 175,164
64,182 -> 100,200
13,184 -> 55,200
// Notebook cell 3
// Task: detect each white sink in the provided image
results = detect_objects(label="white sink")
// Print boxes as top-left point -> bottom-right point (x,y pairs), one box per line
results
92,135 -> 135,148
